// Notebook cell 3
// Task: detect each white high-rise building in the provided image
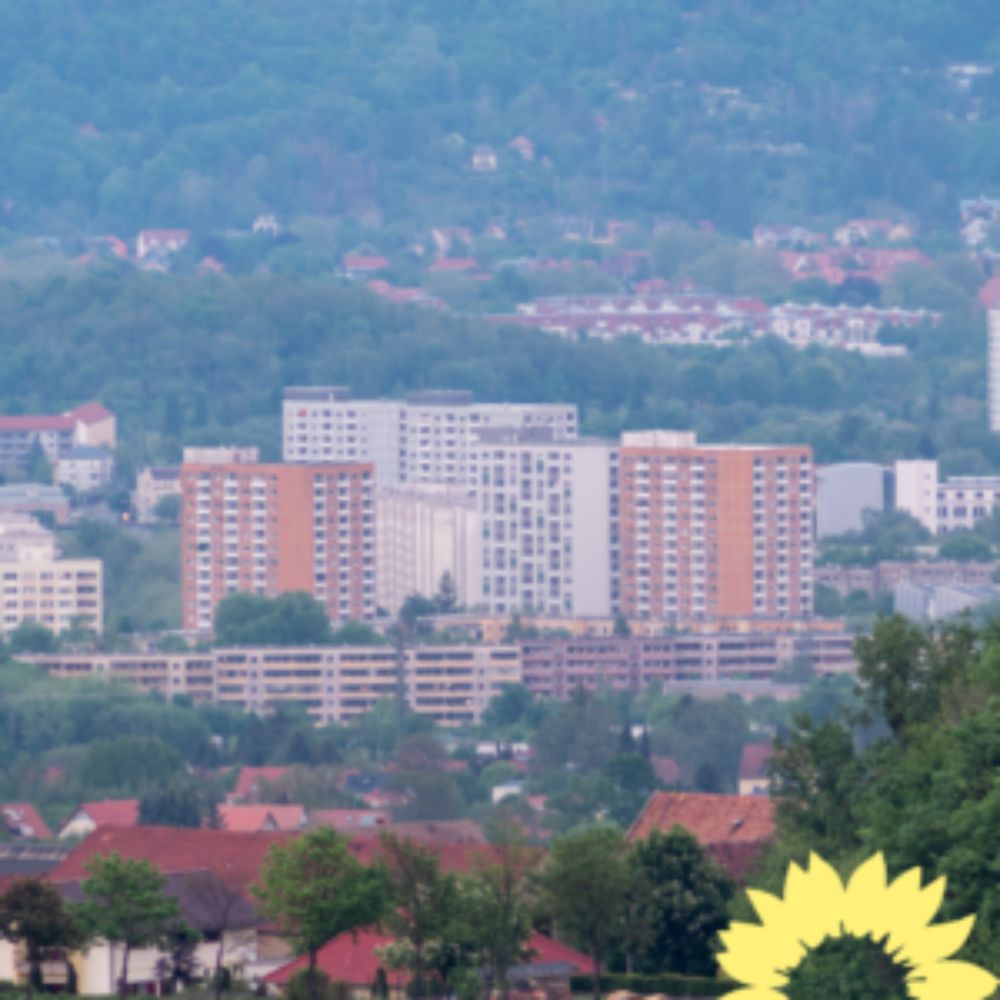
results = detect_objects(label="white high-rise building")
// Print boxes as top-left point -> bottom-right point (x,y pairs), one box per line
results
282,388 -> 578,487
471,428 -> 618,617
376,485 -> 482,615
894,459 -> 940,535
989,310 -> 1000,432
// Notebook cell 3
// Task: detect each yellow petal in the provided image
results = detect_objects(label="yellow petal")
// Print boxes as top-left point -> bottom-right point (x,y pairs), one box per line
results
717,924 -> 799,988
842,852 -> 889,939
719,990 -> 786,1000
907,960 -> 999,1000
895,916 -> 975,968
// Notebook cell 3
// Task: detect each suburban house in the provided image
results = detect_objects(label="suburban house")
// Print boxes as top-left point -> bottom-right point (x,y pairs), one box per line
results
133,466 -> 181,523
737,744 -> 774,796
508,135 -> 536,161
471,145 -> 498,172
0,824 -> 529,995
0,401 -> 115,474
343,252 -> 390,276
227,766 -> 290,803
264,926 -> 594,1000
0,803 -> 52,839
57,799 -> 140,839
54,445 -> 114,495
833,218 -> 915,246
135,229 -> 190,262
36,826 -> 298,992
217,805 -> 309,833
627,791 -> 776,881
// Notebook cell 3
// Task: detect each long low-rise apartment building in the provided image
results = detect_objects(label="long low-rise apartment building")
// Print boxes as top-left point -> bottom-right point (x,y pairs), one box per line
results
521,631 -> 856,698
25,645 -> 521,727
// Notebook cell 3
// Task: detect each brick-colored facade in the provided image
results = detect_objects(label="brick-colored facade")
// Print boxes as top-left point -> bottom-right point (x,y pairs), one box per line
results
619,433 -> 814,621
180,451 -> 375,631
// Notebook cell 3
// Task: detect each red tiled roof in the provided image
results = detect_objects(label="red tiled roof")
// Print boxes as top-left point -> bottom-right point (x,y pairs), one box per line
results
48,826 -> 297,896
264,929 -> 593,986
628,792 -> 775,847
46,826 -> 498,897
429,257 -> 479,272
264,927 -> 410,987
78,799 -> 140,828
139,229 -> 190,242
64,401 -> 112,424
384,821 -> 486,846
344,254 -> 389,272
1,803 -> 52,839
0,415 -> 75,432
311,809 -> 389,833
231,766 -> 289,802
738,744 -> 774,781
218,804 -> 306,833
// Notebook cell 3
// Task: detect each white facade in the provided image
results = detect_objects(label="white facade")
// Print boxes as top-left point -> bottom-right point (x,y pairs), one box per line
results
376,485 -> 481,614
0,515 -> 103,636
937,477 -> 1000,533
133,466 -> 181,522
282,388 -> 578,487
54,447 -> 113,495
472,430 -> 617,617
894,459 -> 1000,535
894,459 -> 940,535
989,310 -> 1000,432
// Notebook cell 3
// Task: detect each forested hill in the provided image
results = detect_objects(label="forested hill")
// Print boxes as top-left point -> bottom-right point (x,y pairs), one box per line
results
0,271 -> 993,475
1,0 -> 999,235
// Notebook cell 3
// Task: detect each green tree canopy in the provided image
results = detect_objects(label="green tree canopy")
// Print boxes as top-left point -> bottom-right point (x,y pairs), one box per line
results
215,591 -> 332,646
0,878 -> 83,992
253,828 -> 385,1000
536,825 -> 631,1000
73,852 -> 180,996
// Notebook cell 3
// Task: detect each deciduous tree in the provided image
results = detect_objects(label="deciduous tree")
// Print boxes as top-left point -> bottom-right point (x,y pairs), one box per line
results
253,828 -> 384,1000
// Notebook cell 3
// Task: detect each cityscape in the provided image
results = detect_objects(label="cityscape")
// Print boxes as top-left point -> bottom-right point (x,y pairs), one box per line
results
2,3 -> 1000,999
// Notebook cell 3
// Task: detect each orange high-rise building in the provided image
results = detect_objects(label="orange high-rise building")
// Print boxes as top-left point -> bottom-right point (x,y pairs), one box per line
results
180,448 -> 375,632
619,432 -> 813,621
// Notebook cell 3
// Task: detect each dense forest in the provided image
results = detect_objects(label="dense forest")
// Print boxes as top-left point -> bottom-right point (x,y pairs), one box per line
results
0,0 -> 998,235
0,270 -> 992,475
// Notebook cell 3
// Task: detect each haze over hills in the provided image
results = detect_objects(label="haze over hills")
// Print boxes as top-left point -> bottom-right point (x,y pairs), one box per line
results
1,0 -> 999,234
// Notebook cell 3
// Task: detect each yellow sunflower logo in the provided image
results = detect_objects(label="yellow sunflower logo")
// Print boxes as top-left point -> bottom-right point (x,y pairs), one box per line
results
717,852 -> 998,999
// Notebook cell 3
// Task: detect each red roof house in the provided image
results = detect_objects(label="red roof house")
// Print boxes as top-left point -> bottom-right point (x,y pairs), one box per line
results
229,766 -> 289,803
738,744 -> 774,796
49,826 -> 296,895
264,928 -> 593,989
343,254 -> 390,274
57,799 -> 140,839
0,803 -> 52,839
627,792 -> 775,880
217,804 -> 309,833
428,256 -> 480,273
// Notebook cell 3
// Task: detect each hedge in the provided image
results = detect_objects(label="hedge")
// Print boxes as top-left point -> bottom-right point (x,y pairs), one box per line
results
569,972 -> 729,997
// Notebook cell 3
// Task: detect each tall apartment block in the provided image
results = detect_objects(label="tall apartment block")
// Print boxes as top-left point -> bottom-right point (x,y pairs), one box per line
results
471,428 -> 618,617
180,447 -> 375,632
376,485 -> 481,615
990,310 -> 1000,432
282,387 -> 578,486
618,432 -> 814,620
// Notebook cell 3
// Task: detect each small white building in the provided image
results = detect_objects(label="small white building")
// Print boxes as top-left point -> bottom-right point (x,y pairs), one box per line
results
133,466 -> 181,522
55,446 -> 113,495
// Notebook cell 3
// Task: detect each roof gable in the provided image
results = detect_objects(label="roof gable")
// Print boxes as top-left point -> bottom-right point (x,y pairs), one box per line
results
628,791 -> 775,846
